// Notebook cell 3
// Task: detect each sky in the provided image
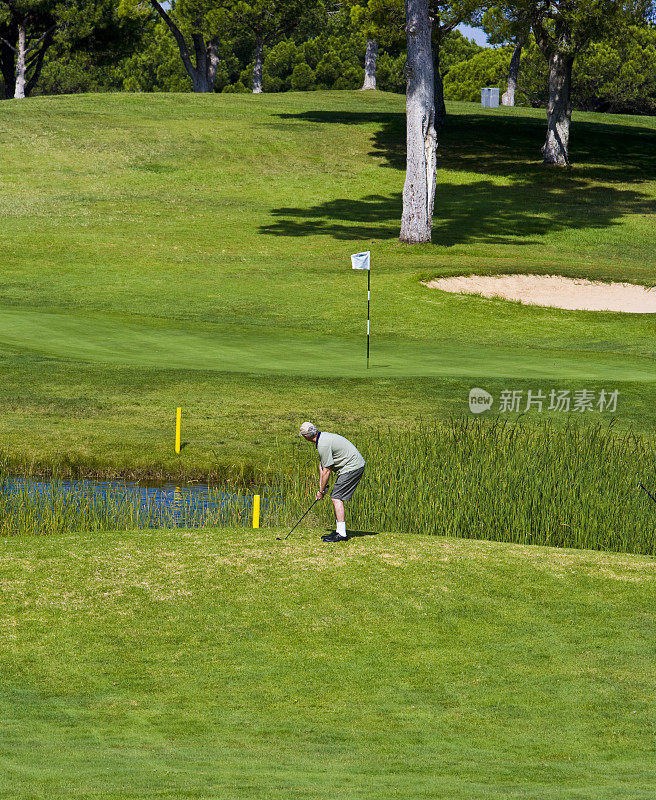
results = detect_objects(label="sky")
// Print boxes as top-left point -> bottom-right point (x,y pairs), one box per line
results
457,24 -> 491,47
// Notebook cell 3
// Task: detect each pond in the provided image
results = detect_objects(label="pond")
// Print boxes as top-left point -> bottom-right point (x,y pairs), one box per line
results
2,477 -> 272,531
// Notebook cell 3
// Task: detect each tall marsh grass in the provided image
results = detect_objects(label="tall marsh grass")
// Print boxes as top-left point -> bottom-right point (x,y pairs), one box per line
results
3,421 -> 656,556
271,420 -> 656,556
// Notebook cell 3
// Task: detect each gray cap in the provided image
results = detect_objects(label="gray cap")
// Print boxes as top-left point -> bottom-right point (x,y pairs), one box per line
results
299,422 -> 318,438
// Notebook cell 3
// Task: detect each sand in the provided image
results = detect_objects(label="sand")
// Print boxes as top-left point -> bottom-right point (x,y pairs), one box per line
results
423,274 -> 656,313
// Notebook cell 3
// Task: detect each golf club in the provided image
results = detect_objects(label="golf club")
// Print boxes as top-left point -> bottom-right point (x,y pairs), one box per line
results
276,498 -> 320,541
638,482 -> 656,504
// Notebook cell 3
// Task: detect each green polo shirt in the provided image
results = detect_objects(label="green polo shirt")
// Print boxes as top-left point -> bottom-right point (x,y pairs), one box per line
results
316,432 -> 365,476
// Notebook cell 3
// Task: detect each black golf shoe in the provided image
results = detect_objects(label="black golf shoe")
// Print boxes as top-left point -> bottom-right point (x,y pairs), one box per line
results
322,532 -> 348,543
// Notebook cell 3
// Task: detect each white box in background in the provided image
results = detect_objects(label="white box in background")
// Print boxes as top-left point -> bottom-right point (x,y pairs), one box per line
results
481,87 -> 500,108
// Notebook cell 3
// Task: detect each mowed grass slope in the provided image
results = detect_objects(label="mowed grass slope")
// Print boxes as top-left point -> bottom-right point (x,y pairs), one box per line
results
1,529 -> 655,799
1,92 -> 655,476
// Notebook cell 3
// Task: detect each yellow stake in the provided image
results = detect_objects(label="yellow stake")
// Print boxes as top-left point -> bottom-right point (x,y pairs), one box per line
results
253,494 -> 260,529
175,407 -> 181,454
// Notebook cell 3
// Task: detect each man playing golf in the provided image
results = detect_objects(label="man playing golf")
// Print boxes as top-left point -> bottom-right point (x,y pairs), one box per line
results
299,422 -> 365,543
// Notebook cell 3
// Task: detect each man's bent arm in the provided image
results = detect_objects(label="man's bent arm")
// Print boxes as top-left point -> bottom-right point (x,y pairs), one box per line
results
317,465 -> 331,499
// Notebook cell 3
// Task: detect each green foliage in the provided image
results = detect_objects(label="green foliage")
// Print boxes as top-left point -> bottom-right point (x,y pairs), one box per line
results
221,78 -> 249,92
481,3 -> 531,46
120,19 -> 193,92
31,0 -> 147,95
227,0 -> 327,45
375,50 -> 406,91
255,28 -> 479,95
289,61 -> 315,90
444,46 -> 512,100
573,25 -> 656,114
345,0 -> 406,50
315,50 -> 343,85
259,33 -> 367,92
0,0 -> 78,97
35,52 -> 124,95
440,28 -> 484,74
519,0 -> 634,60
445,25 -> 656,115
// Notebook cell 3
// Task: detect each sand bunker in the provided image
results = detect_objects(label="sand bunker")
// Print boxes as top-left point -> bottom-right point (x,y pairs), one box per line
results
423,274 -> 656,313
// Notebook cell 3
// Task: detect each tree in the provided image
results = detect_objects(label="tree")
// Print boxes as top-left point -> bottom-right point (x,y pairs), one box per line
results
443,44 -> 511,99
482,4 -> 531,105
513,0 -> 638,165
361,35 -> 378,87
573,24 -> 656,114
348,0 -> 482,125
347,0 -> 405,89
400,0 -> 437,244
226,0 -> 326,93
0,0 -> 60,98
32,0 -> 146,96
428,1 -> 486,130
119,0 -> 224,93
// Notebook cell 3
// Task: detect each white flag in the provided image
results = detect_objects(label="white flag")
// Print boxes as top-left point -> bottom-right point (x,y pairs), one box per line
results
351,251 -> 370,270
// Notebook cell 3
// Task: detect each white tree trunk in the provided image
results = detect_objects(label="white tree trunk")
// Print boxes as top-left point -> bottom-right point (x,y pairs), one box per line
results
400,0 -> 437,244
253,35 -> 264,93
14,22 -> 26,100
542,51 -> 573,165
502,38 -> 523,106
361,39 -> 378,90
207,38 -> 220,89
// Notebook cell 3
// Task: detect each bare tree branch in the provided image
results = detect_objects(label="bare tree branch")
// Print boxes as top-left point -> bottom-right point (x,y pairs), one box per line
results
24,23 -> 58,55
0,36 -> 18,52
26,29 -> 53,95
148,0 -> 195,76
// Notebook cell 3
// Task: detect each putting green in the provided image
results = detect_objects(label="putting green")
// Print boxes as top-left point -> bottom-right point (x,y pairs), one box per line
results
1,306 -> 655,381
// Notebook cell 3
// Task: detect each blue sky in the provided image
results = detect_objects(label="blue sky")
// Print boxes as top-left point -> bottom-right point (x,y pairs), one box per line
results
457,24 -> 491,47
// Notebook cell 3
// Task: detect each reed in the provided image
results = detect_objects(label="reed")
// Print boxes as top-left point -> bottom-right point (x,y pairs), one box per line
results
3,420 -> 656,556
269,419 -> 656,556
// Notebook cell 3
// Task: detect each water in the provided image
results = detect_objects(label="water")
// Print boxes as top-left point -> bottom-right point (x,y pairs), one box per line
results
3,477 -> 270,529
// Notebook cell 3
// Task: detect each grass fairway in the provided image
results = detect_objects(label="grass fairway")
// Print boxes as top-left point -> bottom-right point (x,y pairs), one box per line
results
1,529 -> 655,799
1,91 -> 655,476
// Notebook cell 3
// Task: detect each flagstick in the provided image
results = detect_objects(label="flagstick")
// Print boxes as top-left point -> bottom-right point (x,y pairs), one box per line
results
366,268 -> 370,369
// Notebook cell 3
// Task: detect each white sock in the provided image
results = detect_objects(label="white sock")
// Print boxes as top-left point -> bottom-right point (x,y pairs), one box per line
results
336,521 -> 346,537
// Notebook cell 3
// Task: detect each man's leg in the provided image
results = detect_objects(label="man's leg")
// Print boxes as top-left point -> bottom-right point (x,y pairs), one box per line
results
332,498 -> 347,538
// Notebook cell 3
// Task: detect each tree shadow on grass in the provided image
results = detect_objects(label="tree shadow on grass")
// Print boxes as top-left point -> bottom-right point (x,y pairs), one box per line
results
264,109 -> 655,245
261,182 -> 652,247
275,109 -> 656,183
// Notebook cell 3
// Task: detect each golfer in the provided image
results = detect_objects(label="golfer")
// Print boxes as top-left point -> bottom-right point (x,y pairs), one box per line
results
299,422 -> 365,543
